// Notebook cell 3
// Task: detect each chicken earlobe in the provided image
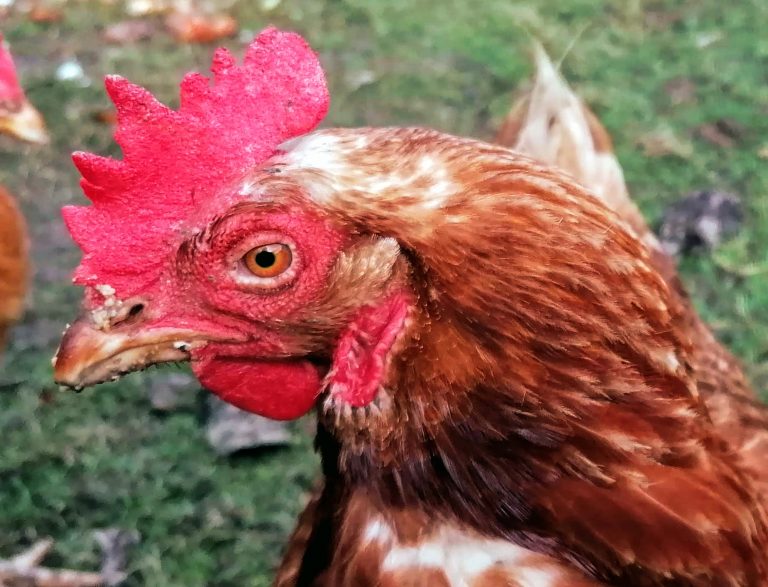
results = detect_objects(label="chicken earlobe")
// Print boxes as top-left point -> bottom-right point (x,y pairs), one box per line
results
324,291 -> 411,408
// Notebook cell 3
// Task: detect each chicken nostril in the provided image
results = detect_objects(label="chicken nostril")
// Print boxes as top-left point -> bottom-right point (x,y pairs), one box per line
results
128,304 -> 144,318
108,302 -> 146,329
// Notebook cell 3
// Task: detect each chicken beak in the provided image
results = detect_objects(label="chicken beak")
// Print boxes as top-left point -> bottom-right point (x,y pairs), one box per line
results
0,100 -> 49,144
53,318 -> 204,390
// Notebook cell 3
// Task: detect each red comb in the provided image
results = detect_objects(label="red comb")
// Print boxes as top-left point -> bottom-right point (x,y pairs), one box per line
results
63,27 -> 329,296
0,34 -> 26,103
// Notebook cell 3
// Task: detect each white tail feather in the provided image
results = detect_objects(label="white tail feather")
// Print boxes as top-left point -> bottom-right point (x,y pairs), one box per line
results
496,45 -> 661,251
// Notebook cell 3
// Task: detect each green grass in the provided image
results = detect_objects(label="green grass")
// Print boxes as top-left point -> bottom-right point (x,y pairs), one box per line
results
1,0 -> 767,584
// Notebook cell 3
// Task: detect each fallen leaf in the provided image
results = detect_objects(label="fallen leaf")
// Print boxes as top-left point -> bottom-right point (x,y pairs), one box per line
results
696,119 -> 744,148
345,68 -> 378,91
165,11 -> 238,44
664,77 -> 697,105
697,125 -> 732,147
644,9 -> 683,31
758,145 -> 768,159
103,19 -> 156,44
91,109 -> 118,125
260,0 -> 282,10
28,4 -> 63,22
125,0 -> 169,16
636,126 -> 693,158
695,31 -> 723,48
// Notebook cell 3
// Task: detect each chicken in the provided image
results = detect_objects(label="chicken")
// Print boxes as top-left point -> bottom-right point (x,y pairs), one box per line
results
53,29 -> 768,586
0,34 -> 48,354
495,47 -> 768,495
0,186 -> 28,353
0,34 -> 48,144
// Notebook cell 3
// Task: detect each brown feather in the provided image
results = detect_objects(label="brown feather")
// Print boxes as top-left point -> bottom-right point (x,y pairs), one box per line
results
494,46 -> 652,248
0,184 -> 28,354
494,48 -> 768,496
268,127 -> 768,585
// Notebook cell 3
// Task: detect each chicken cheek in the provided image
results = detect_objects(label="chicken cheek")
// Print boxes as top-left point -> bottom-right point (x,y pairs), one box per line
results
192,356 -> 322,420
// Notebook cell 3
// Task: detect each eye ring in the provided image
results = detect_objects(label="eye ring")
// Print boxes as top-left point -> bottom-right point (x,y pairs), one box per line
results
242,243 -> 293,278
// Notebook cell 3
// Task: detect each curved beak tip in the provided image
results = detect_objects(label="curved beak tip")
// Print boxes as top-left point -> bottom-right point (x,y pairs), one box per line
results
52,322 -> 95,388
2,101 -> 49,145
53,318 -> 201,390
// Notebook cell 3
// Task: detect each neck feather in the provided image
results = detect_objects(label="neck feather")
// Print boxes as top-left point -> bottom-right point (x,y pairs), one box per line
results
284,128 -> 767,582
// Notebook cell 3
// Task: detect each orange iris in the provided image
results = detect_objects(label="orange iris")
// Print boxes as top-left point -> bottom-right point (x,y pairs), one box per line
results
243,243 -> 292,278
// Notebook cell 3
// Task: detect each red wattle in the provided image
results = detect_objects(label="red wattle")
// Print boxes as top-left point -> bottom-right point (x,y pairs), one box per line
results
192,356 -> 321,420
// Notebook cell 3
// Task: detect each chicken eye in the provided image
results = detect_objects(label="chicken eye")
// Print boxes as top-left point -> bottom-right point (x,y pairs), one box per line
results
243,243 -> 293,278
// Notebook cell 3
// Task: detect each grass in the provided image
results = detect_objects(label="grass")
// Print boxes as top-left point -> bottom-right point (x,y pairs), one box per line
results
1,0 -> 767,584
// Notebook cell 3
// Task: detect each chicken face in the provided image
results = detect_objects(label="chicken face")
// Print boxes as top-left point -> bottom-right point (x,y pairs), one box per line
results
55,174 -> 410,420
62,202 -> 364,418
0,34 -> 48,144
53,29 -> 415,419
179,200 -> 408,419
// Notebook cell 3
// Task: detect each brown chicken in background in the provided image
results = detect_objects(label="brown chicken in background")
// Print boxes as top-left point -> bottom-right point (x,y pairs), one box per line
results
495,46 -> 768,495
0,34 -> 48,355
0,186 -> 29,353
53,30 -> 768,585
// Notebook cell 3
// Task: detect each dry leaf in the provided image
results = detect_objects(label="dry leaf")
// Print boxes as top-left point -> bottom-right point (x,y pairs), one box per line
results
644,9 -> 683,31
695,31 -> 723,48
636,126 -> 693,158
165,11 -> 237,44
664,77 -> 697,105
91,109 -> 118,125
28,4 -> 62,22
696,119 -> 744,148
103,19 -> 156,44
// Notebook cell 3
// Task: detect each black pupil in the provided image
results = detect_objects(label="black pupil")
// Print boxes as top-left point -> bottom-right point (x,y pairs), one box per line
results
255,250 -> 277,268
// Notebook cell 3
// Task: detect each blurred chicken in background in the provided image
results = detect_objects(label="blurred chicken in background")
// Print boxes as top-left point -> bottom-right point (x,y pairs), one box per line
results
0,33 -> 48,356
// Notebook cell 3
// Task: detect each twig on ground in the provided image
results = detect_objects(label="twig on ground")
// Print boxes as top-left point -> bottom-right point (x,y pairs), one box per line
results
0,539 -> 104,587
